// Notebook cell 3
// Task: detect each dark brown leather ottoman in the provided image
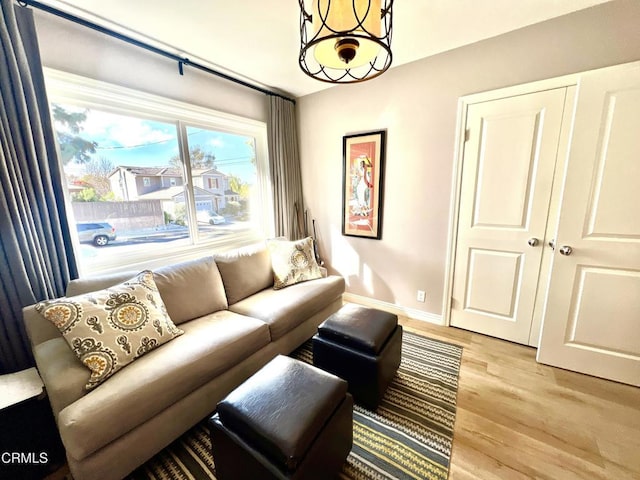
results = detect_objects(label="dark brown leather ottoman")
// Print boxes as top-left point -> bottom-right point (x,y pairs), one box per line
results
313,304 -> 402,410
209,355 -> 353,480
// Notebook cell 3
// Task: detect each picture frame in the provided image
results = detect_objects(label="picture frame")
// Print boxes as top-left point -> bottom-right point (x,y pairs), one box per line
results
342,130 -> 386,239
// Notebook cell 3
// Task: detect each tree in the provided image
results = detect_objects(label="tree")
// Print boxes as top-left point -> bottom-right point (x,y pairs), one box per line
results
170,146 -> 216,170
173,204 -> 187,225
228,175 -> 250,198
72,187 -> 99,202
225,175 -> 250,219
245,139 -> 256,167
51,104 -> 97,164
221,200 -> 242,217
82,156 -> 115,198
85,156 -> 115,178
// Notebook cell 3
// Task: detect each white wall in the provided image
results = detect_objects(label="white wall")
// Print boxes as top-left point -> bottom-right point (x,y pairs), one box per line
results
33,11 -> 268,122
297,1 -> 640,322
31,2 -> 640,322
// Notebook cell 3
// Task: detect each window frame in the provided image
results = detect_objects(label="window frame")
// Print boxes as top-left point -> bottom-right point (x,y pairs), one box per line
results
44,68 -> 274,276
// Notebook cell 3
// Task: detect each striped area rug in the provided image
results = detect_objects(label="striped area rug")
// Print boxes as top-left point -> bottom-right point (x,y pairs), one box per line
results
127,331 -> 462,480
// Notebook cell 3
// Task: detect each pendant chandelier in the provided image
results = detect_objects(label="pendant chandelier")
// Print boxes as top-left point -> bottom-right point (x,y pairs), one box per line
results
298,0 -> 393,83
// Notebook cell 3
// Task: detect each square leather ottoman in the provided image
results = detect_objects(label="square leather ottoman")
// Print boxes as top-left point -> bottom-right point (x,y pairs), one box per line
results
313,304 -> 402,410
209,355 -> 353,480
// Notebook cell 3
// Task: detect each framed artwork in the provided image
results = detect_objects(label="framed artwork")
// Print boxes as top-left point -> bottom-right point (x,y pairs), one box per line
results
342,130 -> 386,239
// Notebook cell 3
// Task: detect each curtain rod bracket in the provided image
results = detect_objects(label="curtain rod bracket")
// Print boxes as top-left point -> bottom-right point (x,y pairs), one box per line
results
178,61 -> 184,76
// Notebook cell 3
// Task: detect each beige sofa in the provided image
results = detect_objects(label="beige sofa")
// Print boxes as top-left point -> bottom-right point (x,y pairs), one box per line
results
22,243 -> 345,480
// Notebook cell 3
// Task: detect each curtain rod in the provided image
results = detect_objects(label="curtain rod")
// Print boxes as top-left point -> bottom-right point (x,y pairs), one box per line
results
18,0 -> 296,104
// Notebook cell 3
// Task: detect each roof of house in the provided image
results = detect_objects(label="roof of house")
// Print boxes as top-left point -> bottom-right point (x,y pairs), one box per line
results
110,166 -> 182,177
138,185 -> 221,200
193,168 -> 227,177
192,186 -> 223,198
111,166 -> 228,178
136,186 -> 185,200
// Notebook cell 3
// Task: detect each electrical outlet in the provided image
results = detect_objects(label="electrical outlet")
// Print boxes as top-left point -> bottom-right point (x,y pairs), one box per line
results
417,290 -> 426,302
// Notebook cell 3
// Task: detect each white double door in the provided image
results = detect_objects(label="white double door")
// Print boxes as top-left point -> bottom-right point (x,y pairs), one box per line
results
450,62 -> 640,386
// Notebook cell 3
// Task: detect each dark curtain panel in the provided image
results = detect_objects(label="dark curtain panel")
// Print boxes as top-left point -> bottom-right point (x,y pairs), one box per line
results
267,95 -> 305,240
0,1 -> 78,374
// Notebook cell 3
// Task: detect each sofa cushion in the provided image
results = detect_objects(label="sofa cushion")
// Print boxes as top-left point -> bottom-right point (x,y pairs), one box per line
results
153,256 -> 228,324
58,310 -> 271,461
214,243 -> 273,304
66,271 -> 138,297
35,271 -> 183,389
229,275 -> 345,340
65,257 -> 228,325
266,237 -> 322,289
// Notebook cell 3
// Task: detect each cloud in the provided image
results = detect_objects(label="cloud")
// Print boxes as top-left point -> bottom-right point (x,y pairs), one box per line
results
209,137 -> 224,148
81,109 -> 175,148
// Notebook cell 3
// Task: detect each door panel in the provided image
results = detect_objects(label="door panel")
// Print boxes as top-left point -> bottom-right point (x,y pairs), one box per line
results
473,113 -> 539,228
451,88 -> 568,345
465,249 -> 523,318
567,267 -> 640,355
585,89 -> 640,238
537,62 -> 640,386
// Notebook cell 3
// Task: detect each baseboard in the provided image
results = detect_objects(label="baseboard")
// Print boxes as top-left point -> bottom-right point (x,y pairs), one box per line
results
342,293 -> 445,326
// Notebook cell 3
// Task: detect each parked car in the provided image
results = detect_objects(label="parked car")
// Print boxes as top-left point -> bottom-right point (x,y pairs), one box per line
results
196,210 -> 225,225
76,222 -> 116,246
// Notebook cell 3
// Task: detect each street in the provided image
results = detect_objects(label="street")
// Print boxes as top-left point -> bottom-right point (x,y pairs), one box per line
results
78,221 -> 251,261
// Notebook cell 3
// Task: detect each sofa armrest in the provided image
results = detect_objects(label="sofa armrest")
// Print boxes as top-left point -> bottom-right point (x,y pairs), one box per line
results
33,338 -> 89,418
23,305 -> 89,417
23,304 -> 61,347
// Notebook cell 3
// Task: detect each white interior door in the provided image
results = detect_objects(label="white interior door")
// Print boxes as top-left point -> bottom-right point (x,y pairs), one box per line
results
450,88 -> 568,345
537,62 -> 640,387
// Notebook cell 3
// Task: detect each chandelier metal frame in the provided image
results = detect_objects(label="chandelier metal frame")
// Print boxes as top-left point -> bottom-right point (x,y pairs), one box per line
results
298,0 -> 394,84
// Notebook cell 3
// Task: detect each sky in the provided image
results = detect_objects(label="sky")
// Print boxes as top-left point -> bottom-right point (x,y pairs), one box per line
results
57,104 -> 256,182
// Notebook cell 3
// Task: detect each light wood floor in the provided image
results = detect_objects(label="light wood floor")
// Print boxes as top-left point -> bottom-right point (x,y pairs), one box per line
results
398,317 -> 640,480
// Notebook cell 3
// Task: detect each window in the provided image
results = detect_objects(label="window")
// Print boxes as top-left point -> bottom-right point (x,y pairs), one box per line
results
45,69 -> 273,276
207,177 -> 220,189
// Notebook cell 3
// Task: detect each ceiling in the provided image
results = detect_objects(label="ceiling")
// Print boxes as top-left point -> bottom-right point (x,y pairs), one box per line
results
36,0 -> 612,98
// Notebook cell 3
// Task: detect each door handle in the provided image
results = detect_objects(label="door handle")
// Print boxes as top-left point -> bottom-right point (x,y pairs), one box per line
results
559,245 -> 573,256
528,238 -> 539,247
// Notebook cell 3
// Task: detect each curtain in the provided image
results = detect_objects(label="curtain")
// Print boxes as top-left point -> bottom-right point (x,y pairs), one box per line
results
0,1 -> 78,374
267,95 -> 305,240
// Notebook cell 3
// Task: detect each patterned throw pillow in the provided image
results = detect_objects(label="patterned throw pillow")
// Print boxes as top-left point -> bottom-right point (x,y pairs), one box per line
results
35,271 -> 183,390
267,237 -> 322,290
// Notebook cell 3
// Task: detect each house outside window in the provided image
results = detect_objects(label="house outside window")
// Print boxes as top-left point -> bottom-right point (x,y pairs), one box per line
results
45,69 -> 273,276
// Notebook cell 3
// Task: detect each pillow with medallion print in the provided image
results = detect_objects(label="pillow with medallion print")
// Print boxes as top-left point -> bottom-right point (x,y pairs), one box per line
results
35,270 -> 183,390
266,236 -> 322,290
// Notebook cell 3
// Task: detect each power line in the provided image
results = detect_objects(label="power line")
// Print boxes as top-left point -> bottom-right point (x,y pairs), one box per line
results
95,138 -> 174,150
93,127 -> 241,150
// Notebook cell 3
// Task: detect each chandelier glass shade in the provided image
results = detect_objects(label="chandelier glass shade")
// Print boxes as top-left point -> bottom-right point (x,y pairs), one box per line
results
299,0 -> 393,83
